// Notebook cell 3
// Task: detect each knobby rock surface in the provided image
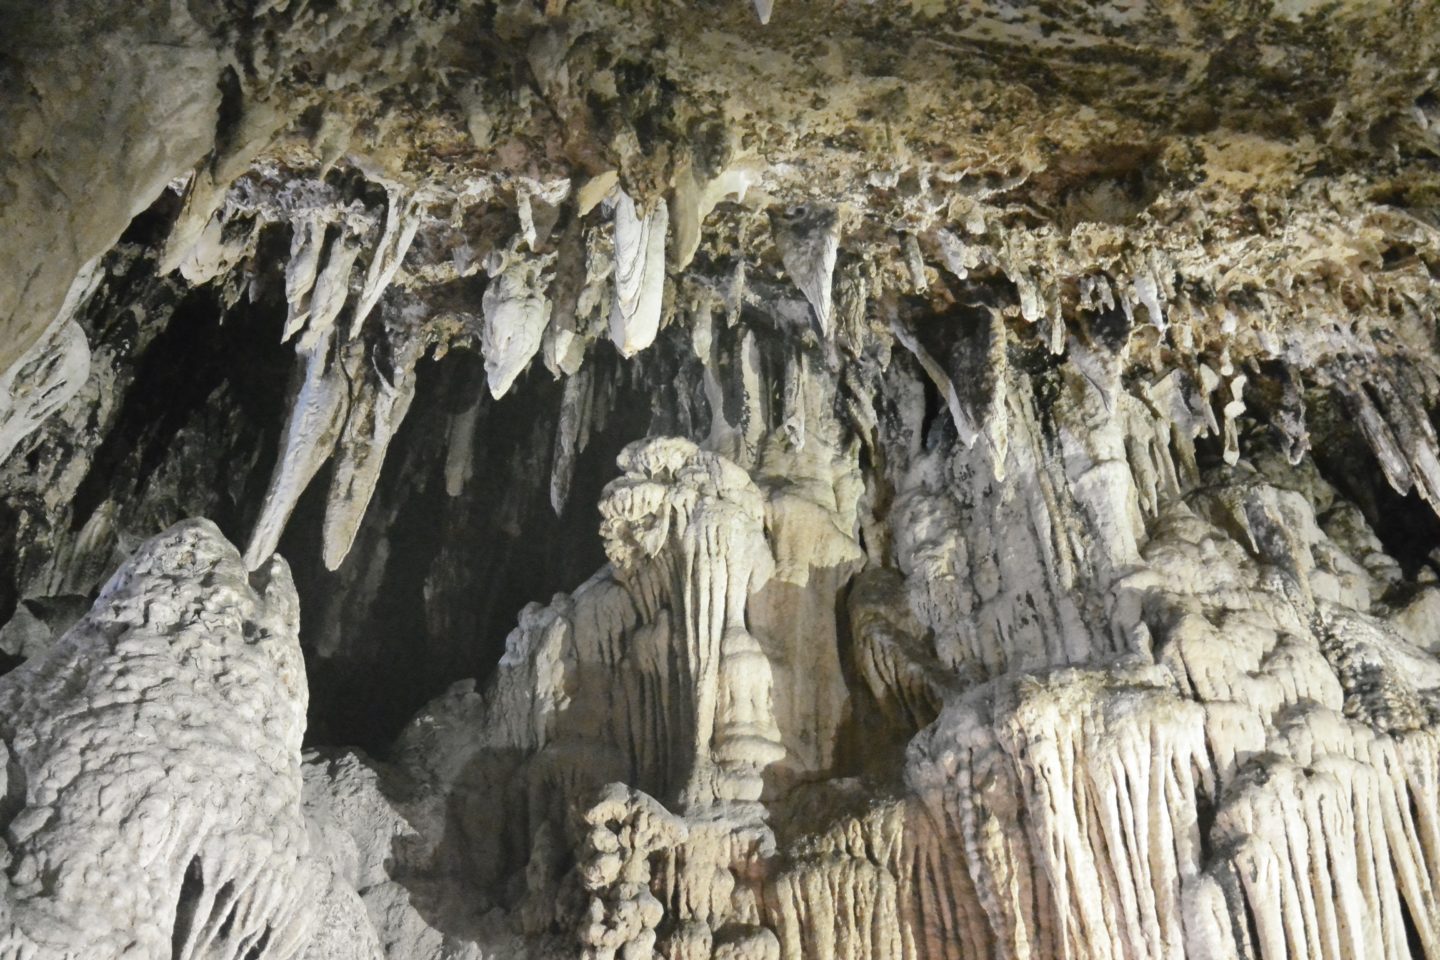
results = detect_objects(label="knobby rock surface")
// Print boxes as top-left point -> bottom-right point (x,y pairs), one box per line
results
2,1 -> 1440,958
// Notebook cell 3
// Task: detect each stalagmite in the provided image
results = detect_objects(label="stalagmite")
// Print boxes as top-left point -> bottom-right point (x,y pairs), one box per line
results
0,520 -> 321,958
578,783 -> 688,960
599,437 -> 783,806
4,3 -> 1440,959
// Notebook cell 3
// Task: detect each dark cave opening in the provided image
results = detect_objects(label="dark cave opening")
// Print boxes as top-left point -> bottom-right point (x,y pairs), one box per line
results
1307,389 -> 1440,579
69,283 -> 229,534
69,233 -> 293,548
286,342 -> 663,753
0,191 -> 714,749
0,501 -> 21,636
0,222 -> 297,683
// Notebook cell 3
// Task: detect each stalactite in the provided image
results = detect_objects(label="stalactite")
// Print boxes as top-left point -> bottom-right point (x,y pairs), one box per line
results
4,3 -> 1440,958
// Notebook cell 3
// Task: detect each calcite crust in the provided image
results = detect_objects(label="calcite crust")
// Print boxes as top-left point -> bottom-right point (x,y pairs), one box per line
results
2,1 -> 1440,958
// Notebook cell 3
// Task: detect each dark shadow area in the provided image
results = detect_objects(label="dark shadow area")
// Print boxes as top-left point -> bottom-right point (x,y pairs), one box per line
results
116,186 -> 184,248
68,235 -> 292,546
290,341 -> 670,753
171,856 -> 204,960
0,502 -> 20,632
1307,388 -> 1440,579
0,215 -> 294,684
1399,889 -> 1425,959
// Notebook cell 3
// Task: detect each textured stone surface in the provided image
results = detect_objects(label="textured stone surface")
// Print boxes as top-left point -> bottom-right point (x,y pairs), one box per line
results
0,520 -> 321,958
2,0 -> 1440,958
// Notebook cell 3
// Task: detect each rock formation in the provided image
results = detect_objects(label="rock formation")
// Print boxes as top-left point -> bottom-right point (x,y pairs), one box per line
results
2,1 -> 1440,957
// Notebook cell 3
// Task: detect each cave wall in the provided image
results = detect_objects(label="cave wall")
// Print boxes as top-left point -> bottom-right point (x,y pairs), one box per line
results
2,1 -> 1440,959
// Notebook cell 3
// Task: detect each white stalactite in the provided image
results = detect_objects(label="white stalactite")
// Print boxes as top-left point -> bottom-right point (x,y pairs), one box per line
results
482,259 -> 551,398
609,190 -> 669,358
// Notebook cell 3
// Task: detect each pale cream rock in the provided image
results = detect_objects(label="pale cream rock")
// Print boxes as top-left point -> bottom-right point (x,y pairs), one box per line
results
0,520 -> 322,959
0,316 -> 91,468
578,783 -> 687,960
244,317 -> 350,571
4,5 -> 1440,956
600,437 -> 784,806
482,258 -> 552,398
609,191 -> 670,358
322,327 -> 424,570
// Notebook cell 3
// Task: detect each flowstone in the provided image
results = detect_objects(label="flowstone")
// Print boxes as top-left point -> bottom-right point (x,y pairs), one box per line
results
2,1 -> 1440,957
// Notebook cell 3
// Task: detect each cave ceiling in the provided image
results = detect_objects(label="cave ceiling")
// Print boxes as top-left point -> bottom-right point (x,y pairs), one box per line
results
2,1 -> 1440,959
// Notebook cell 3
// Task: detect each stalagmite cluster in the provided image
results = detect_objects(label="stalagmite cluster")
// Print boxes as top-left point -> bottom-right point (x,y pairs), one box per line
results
2,0 -> 1440,958
0,521 -> 319,958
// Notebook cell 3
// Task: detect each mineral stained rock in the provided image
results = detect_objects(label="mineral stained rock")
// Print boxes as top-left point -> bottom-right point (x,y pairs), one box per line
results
3,0 -> 1440,958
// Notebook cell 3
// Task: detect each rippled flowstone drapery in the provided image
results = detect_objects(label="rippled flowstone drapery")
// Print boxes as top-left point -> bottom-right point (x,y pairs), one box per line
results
2,1 -> 1440,958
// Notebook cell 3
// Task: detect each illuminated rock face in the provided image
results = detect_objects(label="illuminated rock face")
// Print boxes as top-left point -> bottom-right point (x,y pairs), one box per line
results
3,1 -> 1440,958
0,520 -> 323,959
